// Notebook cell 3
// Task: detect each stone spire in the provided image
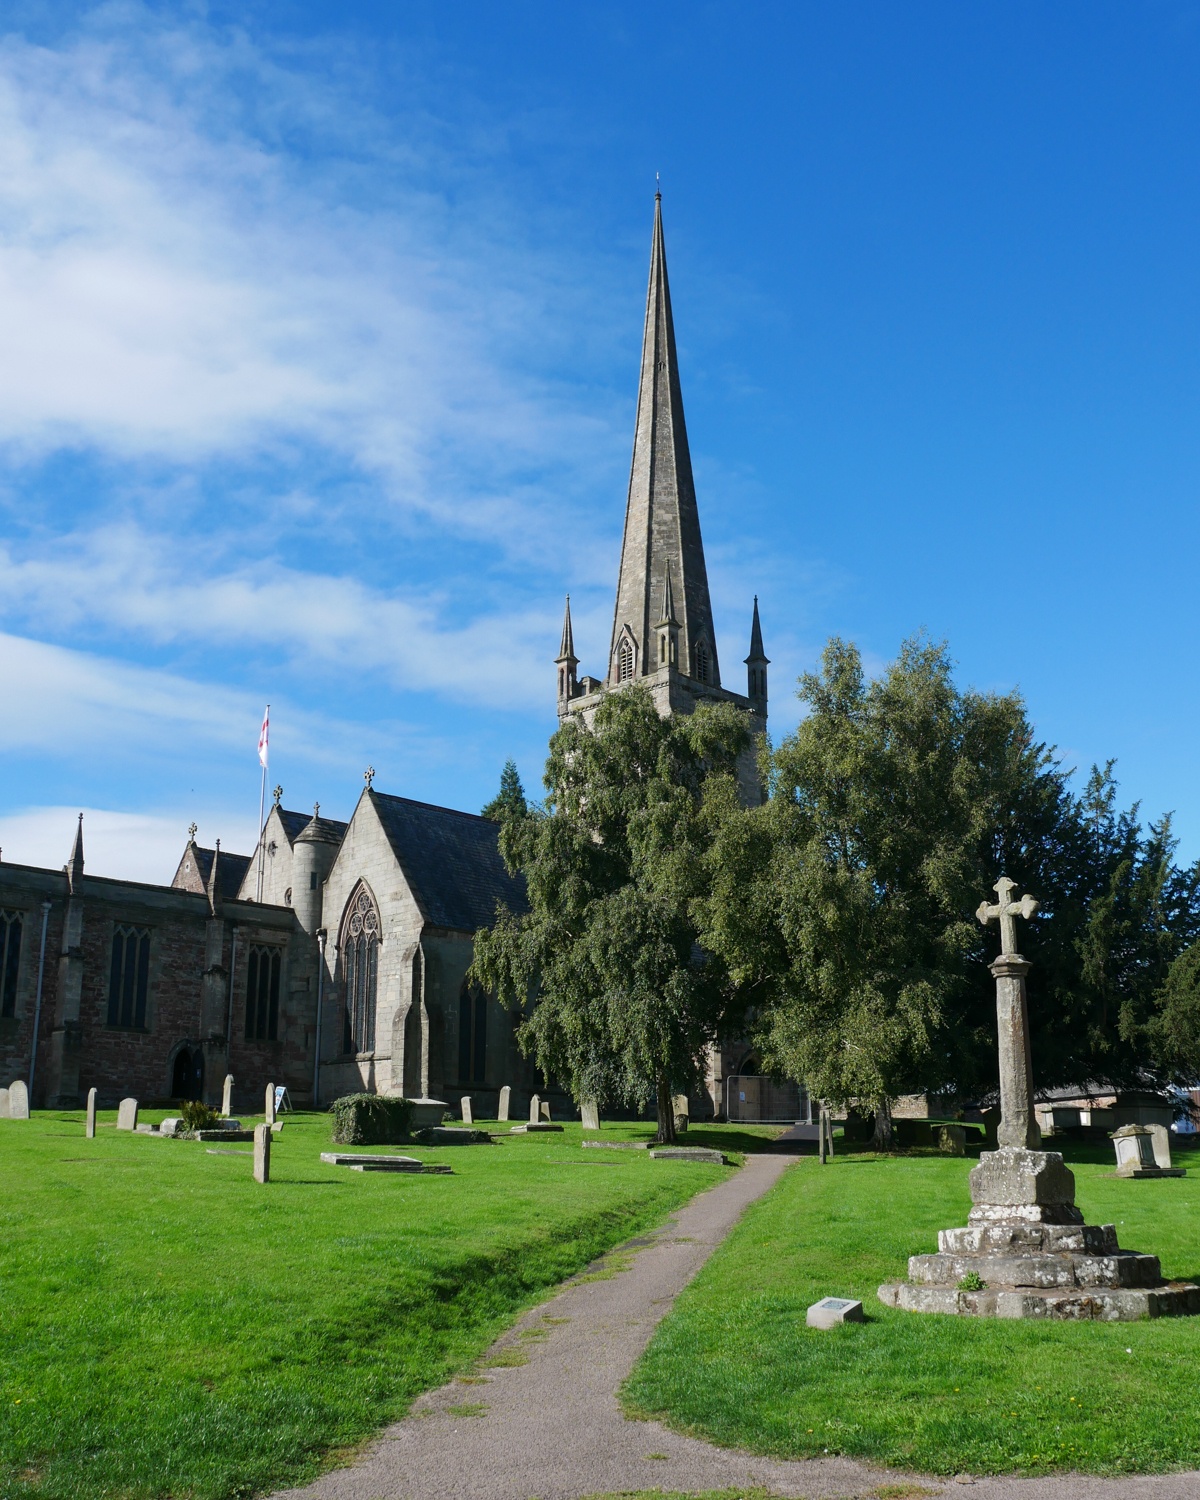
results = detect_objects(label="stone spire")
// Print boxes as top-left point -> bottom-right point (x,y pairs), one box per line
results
555,594 -> 579,709
744,595 -> 768,707
66,813 -> 84,894
609,193 -> 719,688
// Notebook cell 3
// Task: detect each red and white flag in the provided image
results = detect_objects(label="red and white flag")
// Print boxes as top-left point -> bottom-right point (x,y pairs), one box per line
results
258,704 -> 270,769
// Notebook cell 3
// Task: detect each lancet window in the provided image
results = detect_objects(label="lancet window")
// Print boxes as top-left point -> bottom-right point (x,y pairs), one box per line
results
694,639 -> 710,684
245,945 -> 281,1041
617,637 -> 635,682
458,980 -> 488,1084
341,885 -> 380,1055
108,925 -> 150,1030
0,910 -> 21,1018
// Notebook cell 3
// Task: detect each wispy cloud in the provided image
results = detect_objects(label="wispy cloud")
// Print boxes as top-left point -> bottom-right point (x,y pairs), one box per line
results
0,803 -> 230,884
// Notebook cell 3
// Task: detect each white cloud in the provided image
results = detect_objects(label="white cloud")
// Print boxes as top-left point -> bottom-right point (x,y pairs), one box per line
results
0,803 -> 233,884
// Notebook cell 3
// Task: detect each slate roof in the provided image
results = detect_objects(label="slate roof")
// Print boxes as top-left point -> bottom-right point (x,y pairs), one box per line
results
192,847 -> 253,901
369,791 -> 527,934
277,806 -> 345,845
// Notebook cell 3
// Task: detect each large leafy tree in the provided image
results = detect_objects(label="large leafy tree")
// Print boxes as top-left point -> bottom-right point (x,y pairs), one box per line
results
699,635 -> 1200,1144
472,685 -> 749,1142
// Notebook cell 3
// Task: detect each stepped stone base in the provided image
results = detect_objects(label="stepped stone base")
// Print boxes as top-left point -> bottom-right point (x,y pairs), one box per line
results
880,1146 -> 1200,1322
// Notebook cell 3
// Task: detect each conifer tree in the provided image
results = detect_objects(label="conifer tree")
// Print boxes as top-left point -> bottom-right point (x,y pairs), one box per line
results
481,759 -> 528,823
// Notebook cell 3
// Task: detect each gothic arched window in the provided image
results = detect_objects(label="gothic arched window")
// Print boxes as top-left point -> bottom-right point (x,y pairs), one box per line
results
694,639 -> 710,685
617,637 -> 634,682
458,979 -> 488,1084
341,885 -> 380,1055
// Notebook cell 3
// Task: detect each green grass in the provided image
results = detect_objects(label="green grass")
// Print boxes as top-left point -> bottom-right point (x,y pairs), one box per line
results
0,1109 -> 736,1500
624,1142 -> 1200,1477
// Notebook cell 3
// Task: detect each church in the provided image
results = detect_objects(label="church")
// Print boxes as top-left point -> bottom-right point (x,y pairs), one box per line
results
0,196 -> 783,1121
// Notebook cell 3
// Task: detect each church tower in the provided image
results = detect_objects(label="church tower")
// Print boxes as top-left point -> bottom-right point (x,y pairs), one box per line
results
557,193 -> 766,804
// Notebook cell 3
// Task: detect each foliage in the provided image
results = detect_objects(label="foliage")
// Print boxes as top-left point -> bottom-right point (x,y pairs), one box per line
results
625,1142 -> 1200,1475
1151,940 -> 1200,1077
1,1109 -> 727,1500
957,1270 -> 986,1291
179,1099 -> 220,1131
472,685 -> 750,1142
698,635 -> 1200,1131
329,1092 -> 414,1144
481,759 -> 528,823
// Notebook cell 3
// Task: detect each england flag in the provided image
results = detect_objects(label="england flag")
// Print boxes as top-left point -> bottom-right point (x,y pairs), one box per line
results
258,705 -> 270,769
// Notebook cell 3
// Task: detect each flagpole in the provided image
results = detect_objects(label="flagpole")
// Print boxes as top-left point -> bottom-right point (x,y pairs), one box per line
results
256,702 -> 270,903
256,760 -> 267,902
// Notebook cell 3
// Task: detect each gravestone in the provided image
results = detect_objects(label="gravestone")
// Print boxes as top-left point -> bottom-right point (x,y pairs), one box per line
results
0,1087 -> 9,1119
461,1096 -> 473,1125
264,1081 -> 276,1125
880,875 -> 1198,1320
806,1296 -> 864,1330
221,1074 -> 234,1116
528,1093 -> 541,1125
116,1096 -> 138,1131
540,1100 -> 552,1121
253,1122 -> 271,1184
1112,1124 -> 1185,1178
580,1098 -> 600,1131
86,1088 -> 97,1139
498,1085 -> 511,1122
1148,1124 -> 1176,1171
937,1125 -> 966,1156
8,1080 -> 29,1120
672,1094 -> 689,1133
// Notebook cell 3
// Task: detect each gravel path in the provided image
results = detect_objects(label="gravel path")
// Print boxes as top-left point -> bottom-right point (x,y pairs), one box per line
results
272,1152 -> 1200,1500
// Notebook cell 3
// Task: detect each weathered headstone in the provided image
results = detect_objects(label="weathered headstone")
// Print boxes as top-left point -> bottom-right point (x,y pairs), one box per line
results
528,1093 -> 541,1125
460,1096 -> 473,1125
1112,1123 -> 1185,1178
1147,1123 -> 1175,1171
8,1080 -> 29,1120
221,1074 -> 234,1116
937,1125 -> 966,1156
86,1087 -> 97,1139
498,1085 -> 511,1122
116,1096 -> 138,1131
672,1093 -> 689,1133
0,1087 -> 9,1119
253,1122 -> 271,1183
264,1081 -> 276,1125
580,1098 -> 600,1131
540,1100 -> 552,1122
880,875 -> 1199,1320
806,1296 -> 864,1330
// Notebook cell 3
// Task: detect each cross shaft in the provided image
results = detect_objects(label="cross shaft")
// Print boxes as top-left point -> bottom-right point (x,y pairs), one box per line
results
977,875 -> 1038,956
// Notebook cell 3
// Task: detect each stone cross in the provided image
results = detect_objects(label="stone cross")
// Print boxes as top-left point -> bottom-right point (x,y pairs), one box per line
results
188,822 -> 198,842
364,765 -> 375,788
977,874 -> 1041,1151
976,876 -> 1038,957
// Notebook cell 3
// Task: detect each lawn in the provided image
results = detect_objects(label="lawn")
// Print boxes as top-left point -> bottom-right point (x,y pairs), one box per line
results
624,1141 -> 1200,1477
0,1109 -> 738,1500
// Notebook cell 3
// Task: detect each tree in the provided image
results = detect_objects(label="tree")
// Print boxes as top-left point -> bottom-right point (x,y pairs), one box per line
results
481,759 -> 528,823
700,635 -> 1200,1145
471,685 -> 749,1142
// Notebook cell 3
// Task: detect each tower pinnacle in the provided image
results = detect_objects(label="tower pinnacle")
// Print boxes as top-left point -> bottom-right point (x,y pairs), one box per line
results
608,194 -> 719,689
555,594 -> 579,708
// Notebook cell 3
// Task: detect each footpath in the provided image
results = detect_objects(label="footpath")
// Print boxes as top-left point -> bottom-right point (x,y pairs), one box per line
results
273,1151 -> 1200,1500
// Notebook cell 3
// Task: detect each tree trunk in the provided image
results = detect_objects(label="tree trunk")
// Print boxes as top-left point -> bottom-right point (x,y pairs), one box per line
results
656,1072 -> 676,1144
871,1099 -> 894,1152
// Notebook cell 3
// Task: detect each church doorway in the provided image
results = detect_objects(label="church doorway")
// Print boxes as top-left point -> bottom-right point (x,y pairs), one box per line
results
171,1046 -> 205,1100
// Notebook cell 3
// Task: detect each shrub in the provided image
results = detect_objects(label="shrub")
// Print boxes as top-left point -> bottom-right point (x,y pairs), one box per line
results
179,1100 -> 221,1131
330,1093 -> 414,1145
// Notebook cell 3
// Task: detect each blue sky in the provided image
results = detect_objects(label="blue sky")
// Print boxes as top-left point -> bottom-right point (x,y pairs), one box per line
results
2,1 -> 1199,880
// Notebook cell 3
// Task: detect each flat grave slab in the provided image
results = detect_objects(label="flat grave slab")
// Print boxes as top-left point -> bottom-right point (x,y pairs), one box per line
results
648,1146 -> 728,1165
320,1152 -> 452,1175
807,1296 -> 865,1329
507,1123 -> 565,1134
581,1139 -> 650,1151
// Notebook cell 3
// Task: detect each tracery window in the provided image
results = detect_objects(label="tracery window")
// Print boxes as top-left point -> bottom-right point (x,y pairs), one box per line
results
617,637 -> 634,682
108,926 -> 150,1030
245,945 -> 281,1041
458,980 -> 488,1084
0,910 -> 22,1019
341,886 -> 379,1055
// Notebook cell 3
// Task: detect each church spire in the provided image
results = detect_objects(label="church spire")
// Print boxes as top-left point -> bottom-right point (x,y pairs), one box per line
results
608,194 -> 719,688
744,595 -> 768,707
555,594 -> 579,709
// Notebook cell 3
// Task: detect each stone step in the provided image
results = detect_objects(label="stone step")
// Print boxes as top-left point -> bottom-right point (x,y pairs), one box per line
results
879,1280 -> 1200,1322
940,1222 -> 1118,1256
908,1250 -> 1162,1290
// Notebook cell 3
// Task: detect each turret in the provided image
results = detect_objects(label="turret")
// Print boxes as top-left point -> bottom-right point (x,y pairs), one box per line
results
555,595 -> 579,711
293,803 -> 342,935
745,596 -> 768,709
653,570 -> 681,671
